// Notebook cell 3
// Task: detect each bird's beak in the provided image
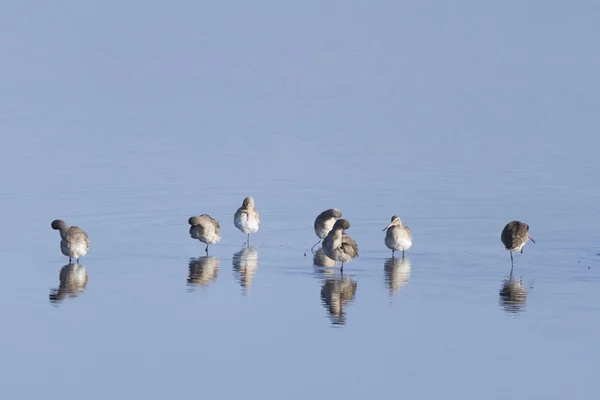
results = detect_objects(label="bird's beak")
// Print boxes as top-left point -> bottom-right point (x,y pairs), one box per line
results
382,223 -> 392,232
528,234 -> 536,244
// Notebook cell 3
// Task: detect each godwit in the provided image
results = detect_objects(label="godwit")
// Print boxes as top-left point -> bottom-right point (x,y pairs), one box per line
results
234,196 -> 260,245
501,221 -> 535,268
51,219 -> 90,264
322,219 -> 359,271
188,214 -> 221,254
311,208 -> 342,251
49,263 -> 88,303
382,215 -> 412,258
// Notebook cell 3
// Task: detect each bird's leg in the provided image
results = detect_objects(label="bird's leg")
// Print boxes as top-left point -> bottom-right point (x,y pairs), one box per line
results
310,240 -> 321,253
520,248 -> 524,254
247,233 -> 250,247
77,258 -> 80,264
340,262 -> 344,272
510,251 -> 514,267
392,250 -> 395,258
402,251 -> 405,258
205,244 -> 209,255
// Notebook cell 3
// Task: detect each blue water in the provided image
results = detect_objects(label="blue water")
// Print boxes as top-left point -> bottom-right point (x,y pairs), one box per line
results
1,2 -> 599,399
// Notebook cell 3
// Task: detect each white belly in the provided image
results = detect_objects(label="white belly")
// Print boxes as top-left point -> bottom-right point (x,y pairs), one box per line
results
235,213 -> 259,234
190,225 -> 221,244
385,235 -> 412,252
203,230 -> 221,244
315,219 -> 335,239
509,242 -> 526,252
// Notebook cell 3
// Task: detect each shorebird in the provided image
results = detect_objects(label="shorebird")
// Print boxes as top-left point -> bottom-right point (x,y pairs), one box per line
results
188,214 -> 221,254
234,196 -> 260,245
51,219 -> 90,264
311,208 -> 342,252
501,221 -> 535,268
382,215 -> 412,258
322,219 -> 359,271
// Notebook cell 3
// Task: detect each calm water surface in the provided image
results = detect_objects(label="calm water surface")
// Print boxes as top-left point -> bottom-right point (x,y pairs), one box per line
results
1,2 -> 600,399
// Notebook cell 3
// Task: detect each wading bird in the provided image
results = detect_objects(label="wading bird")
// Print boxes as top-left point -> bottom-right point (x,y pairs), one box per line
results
311,208 -> 342,252
501,220 -> 535,268
51,219 -> 89,264
188,214 -> 221,254
383,215 -> 412,258
322,219 -> 358,271
234,196 -> 260,245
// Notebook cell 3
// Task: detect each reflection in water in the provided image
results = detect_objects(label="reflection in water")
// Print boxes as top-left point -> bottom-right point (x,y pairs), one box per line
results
49,264 -> 88,304
312,248 -> 337,280
320,275 -> 358,326
232,247 -> 258,295
499,270 -> 528,314
188,256 -> 220,289
313,248 -> 336,267
384,257 -> 412,297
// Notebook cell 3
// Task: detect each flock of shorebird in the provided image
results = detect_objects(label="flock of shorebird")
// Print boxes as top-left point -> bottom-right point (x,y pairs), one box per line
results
50,196 -> 536,271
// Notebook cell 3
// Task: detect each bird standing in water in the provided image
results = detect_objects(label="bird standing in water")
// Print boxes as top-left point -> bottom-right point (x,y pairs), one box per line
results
51,219 -> 90,264
188,214 -> 221,254
501,221 -> 535,269
322,218 -> 359,271
383,215 -> 412,258
311,208 -> 342,252
234,196 -> 260,246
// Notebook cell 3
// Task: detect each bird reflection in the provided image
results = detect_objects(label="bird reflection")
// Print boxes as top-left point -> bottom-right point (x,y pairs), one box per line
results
187,256 -> 220,289
313,248 -> 336,267
320,275 -> 358,326
312,248 -> 337,279
49,263 -> 88,304
384,257 -> 411,297
232,246 -> 258,295
499,269 -> 528,314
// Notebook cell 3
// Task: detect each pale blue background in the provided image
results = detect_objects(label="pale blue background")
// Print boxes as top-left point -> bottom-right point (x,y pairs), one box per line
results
1,1 -> 599,399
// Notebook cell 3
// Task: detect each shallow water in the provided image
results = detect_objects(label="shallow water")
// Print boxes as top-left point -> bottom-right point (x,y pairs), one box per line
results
1,2 -> 600,399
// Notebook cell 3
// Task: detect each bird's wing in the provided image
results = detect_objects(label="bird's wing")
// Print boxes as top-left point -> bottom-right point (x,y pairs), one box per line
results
501,222 -> 527,249
341,235 -> 359,258
67,227 -> 90,250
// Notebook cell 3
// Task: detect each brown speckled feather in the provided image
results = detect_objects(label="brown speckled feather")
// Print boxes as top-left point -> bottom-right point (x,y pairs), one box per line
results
341,235 -> 359,258
501,221 -> 529,250
65,227 -> 90,252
